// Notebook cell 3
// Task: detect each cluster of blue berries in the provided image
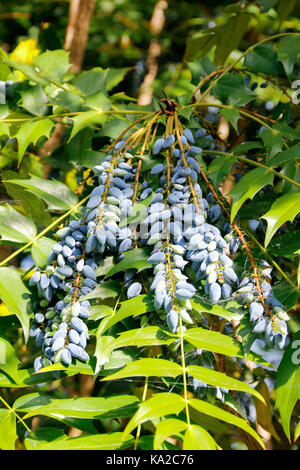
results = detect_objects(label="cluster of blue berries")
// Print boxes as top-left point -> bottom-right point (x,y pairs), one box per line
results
28,122 -> 289,375
29,144 -> 137,371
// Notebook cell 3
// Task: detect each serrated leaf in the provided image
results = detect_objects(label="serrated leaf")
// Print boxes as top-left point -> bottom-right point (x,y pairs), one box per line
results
229,167 -> 274,221
277,35 -> 300,76
5,175 -> 78,210
14,392 -> 139,420
189,398 -> 264,448
69,110 -> 108,141
104,248 -> 151,278
261,191 -> 300,246
0,409 -> 17,450
15,119 -> 55,163
275,331 -> 300,441
232,141 -> 263,154
102,358 -> 182,381
73,68 -> 108,95
34,50 -> 70,82
269,144 -> 300,167
20,84 -> 48,116
219,108 -> 241,132
31,237 -> 55,268
0,268 -> 30,342
154,418 -> 187,450
106,67 -> 131,91
186,365 -> 265,403
0,204 -> 36,243
208,153 -> 237,188
244,44 -> 281,75
213,74 -> 255,107
260,128 -> 283,163
123,393 -> 186,441
183,424 -> 217,450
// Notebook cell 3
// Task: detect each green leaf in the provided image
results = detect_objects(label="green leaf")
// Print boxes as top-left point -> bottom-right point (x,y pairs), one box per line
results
276,0 -> 296,20
15,119 -> 55,164
232,141 -> 263,154
6,175 -> 78,211
95,327 -> 175,371
102,358 -> 182,381
109,327 -> 175,351
119,193 -> 153,227
106,67 -> 131,91
154,418 -> 187,450
14,392 -> 139,420
213,74 -> 255,107
192,297 -> 245,322
219,108 -> 241,132
104,248 -> 151,278
69,110 -> 108,141
186,365 -> 265,403
244,44 -> 281,75
277,35 -> 300,76
94,256 -> 115,277
54,90 -> 81,112
98,294 -> 154,334
73,68 -> 108,95
81,280 -> 120,301
183,327 -> 272,367
4,59 -> 48,85
260,129 -> 283,163
31,237 -> 55,268
262,191 -> 300,246
188,398 -> 264,448
0,409 -> 17,450
184,31 -> 217,63
275,331 -> 300,441
229,167 -> 274,221
0,267 -> 30,342
208,153 -> 238,188
89,304 -> 113,321
3,173 -> 51,227
34,50 -> 70,82
0,333 -> 21,383
214,12 -> 251,65
98,117 -> 132,139
0,204 -> 36,243
24,427 -> 67,450
123,393 -> 186,440
183,425 -> 217,450
39,432 -> 133,450
238,317 -> 258,358
20,84 -> 48,116
269,144 -> 300,167
94,335 -> 115,374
